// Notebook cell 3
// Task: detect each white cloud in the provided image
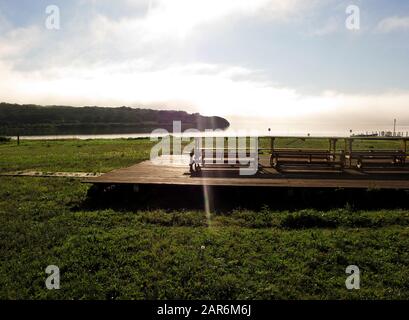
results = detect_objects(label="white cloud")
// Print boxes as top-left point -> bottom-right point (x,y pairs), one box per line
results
0,0 -> 325,67
377,16 -> 409,33
89,0 -> 317,43
0,26 -> 42,58
0,0 -> 322,71
1,0 -> 409,135
1,58 -> 409,132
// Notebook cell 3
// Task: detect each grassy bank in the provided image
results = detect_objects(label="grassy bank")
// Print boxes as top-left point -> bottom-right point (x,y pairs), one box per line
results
0,138 -> 154,173
0,138 -> 408,299
0,177 -> 408,299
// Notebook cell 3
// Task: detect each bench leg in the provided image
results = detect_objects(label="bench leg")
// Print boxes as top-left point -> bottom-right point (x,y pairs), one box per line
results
356,158 -> 363,169
270,154 -> 279,168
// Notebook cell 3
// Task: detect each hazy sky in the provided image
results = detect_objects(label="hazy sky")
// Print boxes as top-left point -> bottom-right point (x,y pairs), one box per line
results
0,0 -> 409,134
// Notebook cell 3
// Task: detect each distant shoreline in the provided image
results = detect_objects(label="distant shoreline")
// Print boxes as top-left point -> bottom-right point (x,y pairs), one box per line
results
0,102 -> 230,136
8,132 -> 408,140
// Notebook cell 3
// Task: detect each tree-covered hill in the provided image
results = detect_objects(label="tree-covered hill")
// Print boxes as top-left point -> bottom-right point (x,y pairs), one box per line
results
0,103 -> 230,135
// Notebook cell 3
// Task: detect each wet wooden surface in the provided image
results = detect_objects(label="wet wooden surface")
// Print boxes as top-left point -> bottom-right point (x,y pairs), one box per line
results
84,155 -> 409,189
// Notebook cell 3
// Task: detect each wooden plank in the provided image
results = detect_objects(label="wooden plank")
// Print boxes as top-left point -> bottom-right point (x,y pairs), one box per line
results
83,156 -> 409,190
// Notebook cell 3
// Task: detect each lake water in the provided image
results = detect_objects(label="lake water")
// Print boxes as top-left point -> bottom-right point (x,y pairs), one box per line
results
16,131 -> 347,140
12,123 -> 409,140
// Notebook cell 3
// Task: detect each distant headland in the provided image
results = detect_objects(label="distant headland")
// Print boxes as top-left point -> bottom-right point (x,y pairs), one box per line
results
0,103 -> 230,136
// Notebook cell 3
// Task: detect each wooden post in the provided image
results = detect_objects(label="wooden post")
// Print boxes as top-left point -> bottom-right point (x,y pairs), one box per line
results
348,138 -> 353,167
329,138 -> 337,153
344,138 -> 352,167
331,138 -> 337,161
17,134 -> 20,146
270,137 -> 275,153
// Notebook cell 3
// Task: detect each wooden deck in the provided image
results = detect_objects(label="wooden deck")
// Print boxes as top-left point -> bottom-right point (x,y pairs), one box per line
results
84,155 -> 409,189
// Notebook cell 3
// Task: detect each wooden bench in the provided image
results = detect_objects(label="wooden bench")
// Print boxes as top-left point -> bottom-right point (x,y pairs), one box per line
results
345,150 -> 407,169
189,147 -> 260,173
270,148 -> 344,169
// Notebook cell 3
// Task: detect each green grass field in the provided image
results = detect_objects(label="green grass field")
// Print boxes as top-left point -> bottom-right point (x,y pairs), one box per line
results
0,137 -> 405,173
0,138 -> 154,173
0,138 -> 409,299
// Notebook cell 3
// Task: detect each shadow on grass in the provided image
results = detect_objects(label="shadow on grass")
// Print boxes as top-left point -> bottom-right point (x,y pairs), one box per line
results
77,183 -> 409,213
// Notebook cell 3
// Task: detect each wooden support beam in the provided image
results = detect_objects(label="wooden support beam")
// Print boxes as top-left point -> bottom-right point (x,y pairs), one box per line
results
345,138 -> 354,167
270,137 -> 275,153
329,138 -> 338,157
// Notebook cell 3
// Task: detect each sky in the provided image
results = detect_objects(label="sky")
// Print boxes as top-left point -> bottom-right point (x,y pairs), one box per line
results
0,0 -> 409,135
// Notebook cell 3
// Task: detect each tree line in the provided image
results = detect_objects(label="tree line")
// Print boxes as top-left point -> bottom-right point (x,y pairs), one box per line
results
0,103 -> 230,135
